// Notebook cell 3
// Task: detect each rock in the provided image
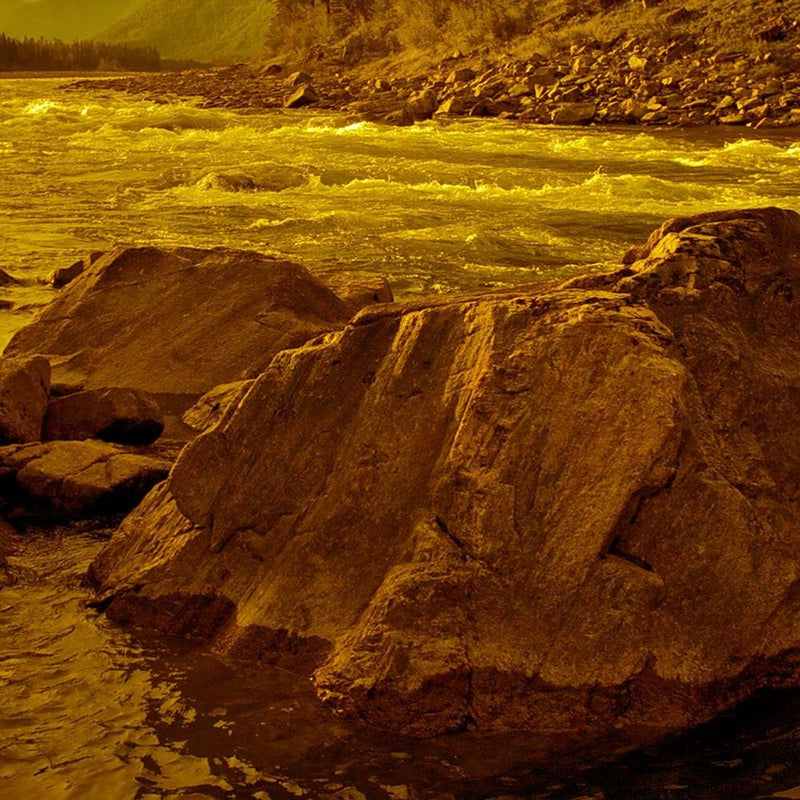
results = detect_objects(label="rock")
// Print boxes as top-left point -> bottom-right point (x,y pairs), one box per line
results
261,63 -> 284,76
551,102 -> 596,124
48,251 -> 104,288
0,440 -> 171,523
196,172 -> 257,192
527,66 -> 559,86
619,98 -> 647,121
753,16 -> 792,42
89,208 -> 800,741
0,267 -> 20,286
434,97 -> 467,116
628,55 -> 648,70
4,247 -> 352,399
182,381 -> 253,432
44,387 -> 164,445
284,85 -> 319,108
446,68 -> 475,84
0,517 -> 16,584
285,71 -> 312,87
407,89 -> 438,121
0,356 -> 51,444
321,272 -> 394,316
383,108 -> 414,127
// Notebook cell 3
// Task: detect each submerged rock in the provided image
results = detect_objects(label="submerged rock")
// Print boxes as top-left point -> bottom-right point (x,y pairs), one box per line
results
0,356 -> 51,445
44,387 -> 164,446
89,208 -> 800,741
4,247 -> 355,400
0,439 -> 171,523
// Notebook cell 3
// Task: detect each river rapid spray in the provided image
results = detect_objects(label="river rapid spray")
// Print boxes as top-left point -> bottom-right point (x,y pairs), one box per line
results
4,77 -> 800,799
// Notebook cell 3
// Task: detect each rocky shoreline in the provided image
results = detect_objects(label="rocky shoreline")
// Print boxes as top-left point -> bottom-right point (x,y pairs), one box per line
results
4,207 -> 800,750
68,20 -> 800,128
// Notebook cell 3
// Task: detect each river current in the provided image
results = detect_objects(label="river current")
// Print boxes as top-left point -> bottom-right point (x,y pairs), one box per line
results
3,76 -> 800,799
2,77 -> 800,346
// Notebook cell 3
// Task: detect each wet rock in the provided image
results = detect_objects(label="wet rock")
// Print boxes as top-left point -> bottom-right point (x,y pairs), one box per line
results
285,85 -> 319,108
551,102 -> 596,124
435,97 -> 467,116
0,356 -> 51,444
89,208 -> 800,740
196,171 -> 257,191
182,381 -> 253,432
44,387 -> 164,445
0,439 -> 170,522
4,247 -> 352,399
0,268 -> 19,286
407,89 -> 438,121
383,108 -> 414,127
261,63 -> 284,76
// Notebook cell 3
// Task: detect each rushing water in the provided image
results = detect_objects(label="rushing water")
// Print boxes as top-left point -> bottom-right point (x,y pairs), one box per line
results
3,76 -> 800,799
1,76 -> 800,347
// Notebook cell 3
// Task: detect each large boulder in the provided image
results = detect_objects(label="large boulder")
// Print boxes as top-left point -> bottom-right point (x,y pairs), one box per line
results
44,387 -> 164,445
0,440 -> 171,523
3,247 -> 355,400
0,356 -> 51,444
89,208 -> 800,742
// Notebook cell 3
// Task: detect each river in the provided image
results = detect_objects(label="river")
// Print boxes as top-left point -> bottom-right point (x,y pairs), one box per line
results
2,76 -> 800,346
2,75 -> 800,799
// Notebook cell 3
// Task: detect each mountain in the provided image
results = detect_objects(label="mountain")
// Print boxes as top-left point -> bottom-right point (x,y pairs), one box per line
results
0,0 -> 141,41
100,0 -> 275,65
0,0 -> 24,32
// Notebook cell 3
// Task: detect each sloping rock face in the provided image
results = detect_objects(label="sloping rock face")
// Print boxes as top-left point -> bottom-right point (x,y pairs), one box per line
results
4,247 -> 353,398
0,356 -> 51,444
181,381 -> 253,433
89,208 -> 800,739
0,440 -> 171,523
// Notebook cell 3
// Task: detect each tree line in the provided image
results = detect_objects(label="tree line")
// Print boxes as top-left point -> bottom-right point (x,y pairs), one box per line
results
0,33 -> 160,72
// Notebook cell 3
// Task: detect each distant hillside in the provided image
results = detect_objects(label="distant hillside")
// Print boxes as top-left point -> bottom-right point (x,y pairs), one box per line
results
101,0 -> 275,64
0,0 -> 140,41
0,0 -> 25,32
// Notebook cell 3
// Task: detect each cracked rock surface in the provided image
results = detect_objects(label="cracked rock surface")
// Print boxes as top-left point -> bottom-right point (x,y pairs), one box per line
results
0,440 -> 171,523
88,207 -> 800,740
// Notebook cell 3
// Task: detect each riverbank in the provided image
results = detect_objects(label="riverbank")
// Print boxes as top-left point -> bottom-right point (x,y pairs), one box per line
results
66,8 -> 800,128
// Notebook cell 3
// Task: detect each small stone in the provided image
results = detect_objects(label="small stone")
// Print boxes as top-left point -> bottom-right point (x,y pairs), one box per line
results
285,71 -> 312,87
551,101 -> 596,124
446,67 -> 475,84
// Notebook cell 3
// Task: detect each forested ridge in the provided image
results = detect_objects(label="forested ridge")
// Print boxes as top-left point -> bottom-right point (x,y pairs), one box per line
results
0,33 -> 160,71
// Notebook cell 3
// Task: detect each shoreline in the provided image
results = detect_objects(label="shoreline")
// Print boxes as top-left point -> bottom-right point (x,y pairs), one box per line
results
64,31 -> 800,130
